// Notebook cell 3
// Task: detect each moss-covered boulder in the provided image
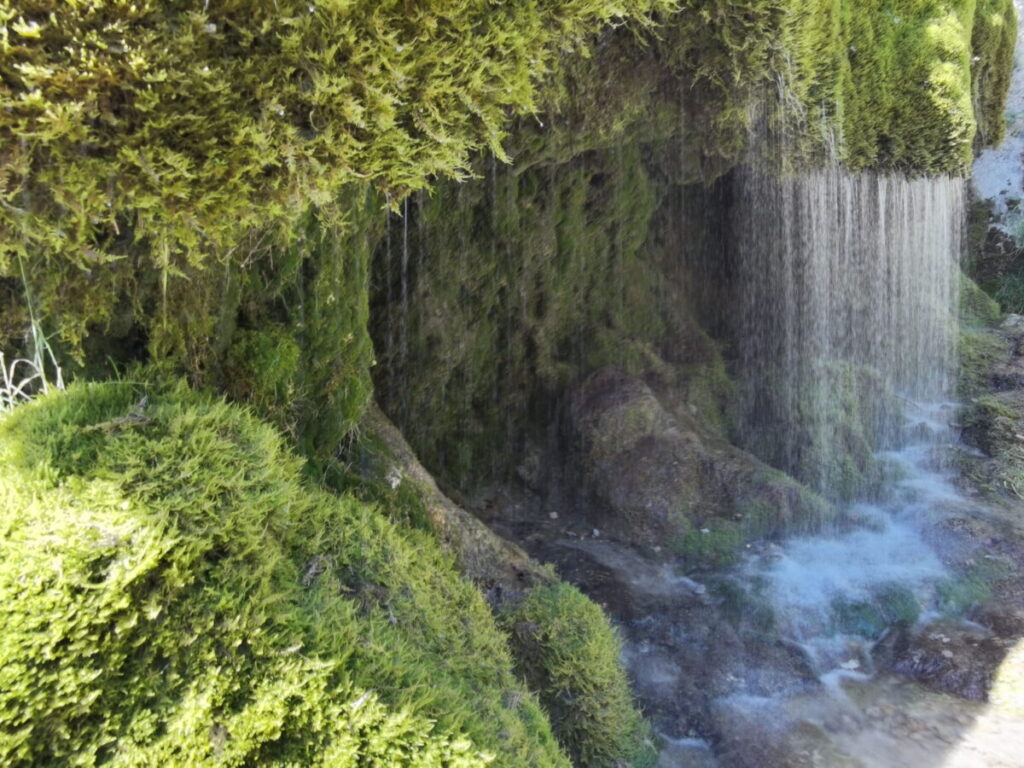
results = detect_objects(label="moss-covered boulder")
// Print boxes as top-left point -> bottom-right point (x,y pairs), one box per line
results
568,368 -> 829,565
0,381 -> 581,766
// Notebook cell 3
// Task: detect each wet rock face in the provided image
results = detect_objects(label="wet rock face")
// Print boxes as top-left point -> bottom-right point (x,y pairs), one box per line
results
884,620 -> 1008,701
568,367 -> 827,556
569,367 -> 702,545
971,224 -> 1024,298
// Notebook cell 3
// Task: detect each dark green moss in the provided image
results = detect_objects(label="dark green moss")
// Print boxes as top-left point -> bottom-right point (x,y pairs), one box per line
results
673,519 -> 746,568
958,329 -> 1006,399
831,584 -> 922,638
372,144 -> 681,484
739,361 -> 898,500
935,560 -> 1004,614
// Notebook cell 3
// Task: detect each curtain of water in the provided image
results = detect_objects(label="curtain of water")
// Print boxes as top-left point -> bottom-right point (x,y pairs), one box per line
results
732,167 -> 964,495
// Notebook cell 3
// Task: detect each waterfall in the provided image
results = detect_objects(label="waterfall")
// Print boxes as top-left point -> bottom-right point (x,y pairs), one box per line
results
732,167 -> 964,496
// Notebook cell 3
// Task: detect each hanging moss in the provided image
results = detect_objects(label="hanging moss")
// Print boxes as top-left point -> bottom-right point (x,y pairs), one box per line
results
371,143 -> 734,484
221,194 -> 378,458
0,0 -> 675,341
781,0 -> 1017,173
971,0 -> 1018,150
0,1 -> 1015,474
0,380 -> 572,767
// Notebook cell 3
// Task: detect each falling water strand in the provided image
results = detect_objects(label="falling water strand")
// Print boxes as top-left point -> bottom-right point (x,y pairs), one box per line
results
732,167 -> 963,495
385,207 -> 394,399
400,196 -> 410,414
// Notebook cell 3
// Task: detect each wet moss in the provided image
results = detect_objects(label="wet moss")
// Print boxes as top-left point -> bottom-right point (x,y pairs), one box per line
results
740,361 -> 899,500
961,273 -> 1003,328
371,144 -> 686,485
958,330 -> 1005,399
673,519 -> 747,568
831,584 -> 922,639
935,559 -> 1005,614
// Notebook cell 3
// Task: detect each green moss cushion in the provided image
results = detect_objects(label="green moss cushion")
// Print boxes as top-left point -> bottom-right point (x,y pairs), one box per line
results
0,381 -> 569,767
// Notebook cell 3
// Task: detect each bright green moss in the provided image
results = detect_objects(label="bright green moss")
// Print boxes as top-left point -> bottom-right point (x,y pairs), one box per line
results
780,0 -> 1017,173
500,583 -> 656,768
0,0 -> 672,353
0,1 -> 1015,474
971,0 -> 1018,149
0,381 -> 570,767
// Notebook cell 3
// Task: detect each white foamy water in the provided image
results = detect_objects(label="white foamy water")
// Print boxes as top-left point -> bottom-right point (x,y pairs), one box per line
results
763,512 -> 944,615
745,400 -> 970,675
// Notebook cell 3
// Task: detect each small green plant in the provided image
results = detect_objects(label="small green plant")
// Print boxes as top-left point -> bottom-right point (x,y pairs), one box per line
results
995,271 -> 1024,314
500,583 -> 656,768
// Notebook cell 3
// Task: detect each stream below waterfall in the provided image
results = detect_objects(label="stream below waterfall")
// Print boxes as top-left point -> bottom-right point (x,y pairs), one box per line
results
640,401 -> 1020,768
552,395 -> 1024,768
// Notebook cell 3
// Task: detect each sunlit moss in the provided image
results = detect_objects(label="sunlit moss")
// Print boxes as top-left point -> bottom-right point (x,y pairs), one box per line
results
0,381 -> 570,766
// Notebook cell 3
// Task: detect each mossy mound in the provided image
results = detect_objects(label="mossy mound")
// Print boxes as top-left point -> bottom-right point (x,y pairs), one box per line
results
500,584 -> 656,768
0,381 -> 576,767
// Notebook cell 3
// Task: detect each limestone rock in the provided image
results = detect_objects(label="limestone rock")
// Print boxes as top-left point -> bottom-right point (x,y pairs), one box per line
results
364,403 -> 552,594
568,368 -> 828,557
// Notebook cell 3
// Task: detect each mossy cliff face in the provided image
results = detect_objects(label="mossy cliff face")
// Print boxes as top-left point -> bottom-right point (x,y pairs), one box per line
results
371,142 -> 734,485
780,0 -> 1016,172
1,1 -> 1014,426
0,0 -> 672,436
